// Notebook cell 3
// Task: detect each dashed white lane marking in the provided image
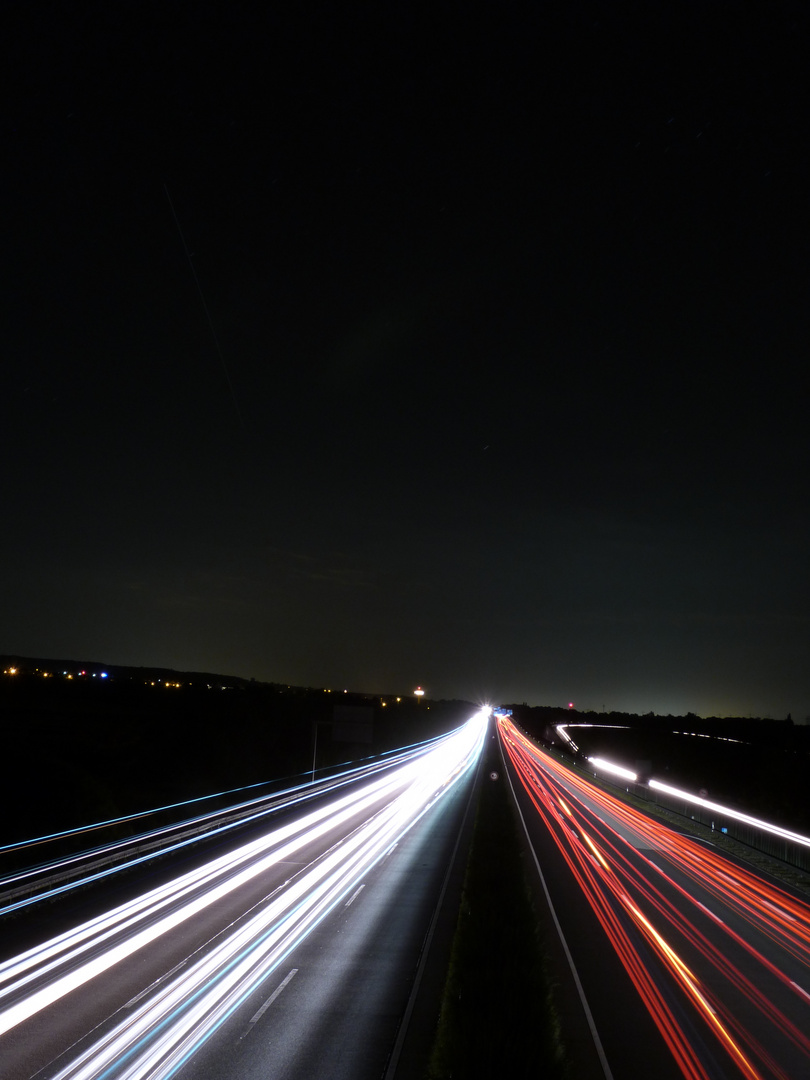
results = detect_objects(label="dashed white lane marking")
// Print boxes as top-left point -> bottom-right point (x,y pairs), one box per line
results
241,968 -> 298,1038
125,960 -> 186,1008
345,884 -> 365,907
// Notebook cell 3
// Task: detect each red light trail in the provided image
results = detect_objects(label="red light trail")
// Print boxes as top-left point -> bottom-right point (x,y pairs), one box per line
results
498,718 -> 810,1080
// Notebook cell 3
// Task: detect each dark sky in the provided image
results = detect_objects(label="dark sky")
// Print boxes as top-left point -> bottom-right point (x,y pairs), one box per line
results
3,2 -> 808,717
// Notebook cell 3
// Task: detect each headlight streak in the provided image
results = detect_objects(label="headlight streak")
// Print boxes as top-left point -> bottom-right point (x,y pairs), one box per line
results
1,722 -> 478,1014
0,712 -> 487,1079
498,719 -> 810,1080
588,756 -> 639,783
0,737 -> 455,916
0,772 -> 409,1029
553,727 -> 810,852
647,779 -> 810,850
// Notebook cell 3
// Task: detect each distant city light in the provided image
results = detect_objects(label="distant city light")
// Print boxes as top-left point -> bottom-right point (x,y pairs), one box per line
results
414,686 -> 425,697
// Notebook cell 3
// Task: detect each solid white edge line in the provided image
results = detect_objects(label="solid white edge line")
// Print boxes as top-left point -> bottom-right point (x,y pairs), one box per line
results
499,733 -> 615,1080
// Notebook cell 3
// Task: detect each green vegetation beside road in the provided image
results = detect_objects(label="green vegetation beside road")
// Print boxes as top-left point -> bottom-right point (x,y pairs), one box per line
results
426,735 -> 568,1079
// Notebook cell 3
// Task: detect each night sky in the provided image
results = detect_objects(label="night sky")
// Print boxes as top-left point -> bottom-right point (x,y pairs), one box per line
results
3,3 -> 808,718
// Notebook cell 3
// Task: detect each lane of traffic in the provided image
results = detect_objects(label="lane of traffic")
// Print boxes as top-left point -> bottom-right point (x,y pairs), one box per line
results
0,711 -> 488,1080
499,718 -> 810,1080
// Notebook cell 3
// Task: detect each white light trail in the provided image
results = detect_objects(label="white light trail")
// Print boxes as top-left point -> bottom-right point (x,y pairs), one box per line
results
0,772 -> 406,1030
0,744 -> 447,915
0,711 -> 488,1079
648,779 -> 810,849
553,729 -> 808,851
588,756 -> 638,783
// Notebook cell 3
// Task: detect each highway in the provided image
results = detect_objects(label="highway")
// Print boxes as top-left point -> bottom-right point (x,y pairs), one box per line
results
0,710 -> 487,1080
498,717 -> 810,1080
